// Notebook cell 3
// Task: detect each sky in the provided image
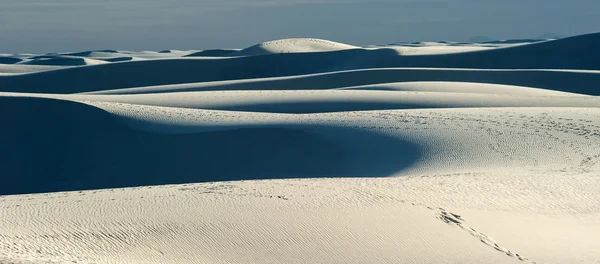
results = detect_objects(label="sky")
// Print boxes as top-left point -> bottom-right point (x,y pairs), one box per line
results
1,0 -> 599,53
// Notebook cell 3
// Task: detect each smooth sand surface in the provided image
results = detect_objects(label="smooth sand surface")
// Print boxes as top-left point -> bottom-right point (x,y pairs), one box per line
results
1,34 -> 600,264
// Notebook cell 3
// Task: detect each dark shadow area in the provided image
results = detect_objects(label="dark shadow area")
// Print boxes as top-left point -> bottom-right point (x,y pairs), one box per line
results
22,57 -> 88,66
65,50 -> 120,57
29,55 -> 66,60
0,57 -> 22,64
0,97 -> 420,195
481,39 -> 546,44
0,32 -> 598,94
103,57 -> 133,62
96,68 -> 600,96
184,49 -> 238,57
223,101 -> 441,113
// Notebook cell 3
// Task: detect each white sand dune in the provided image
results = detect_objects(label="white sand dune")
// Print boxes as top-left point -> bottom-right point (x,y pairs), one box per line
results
388,45 -> 495,55
2,89 -> 597,114
1,32 -> 599,94
372,40 -> 535,55
0,50 -> 198,69
230,38 -> 358,56
4,67 -> 600,95
79,69 -> 599,96
1,33 -> 600,264
337,81 -> 586,96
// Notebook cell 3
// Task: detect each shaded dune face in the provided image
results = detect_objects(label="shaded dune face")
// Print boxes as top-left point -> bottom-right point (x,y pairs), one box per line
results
21,57 -> 89,66
103,56 -> 133,62
83,69 -> 600,96
2,63 -> 600,95
184,49 -> 238,57
0,97 -> 420,195
65,50 -> 120,56
0,57 -> 22,64
221,101 -> 434,113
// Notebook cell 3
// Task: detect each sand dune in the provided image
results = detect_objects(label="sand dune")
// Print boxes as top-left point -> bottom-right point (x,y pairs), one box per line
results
388,45 -> 495,55
1,33 -> 599,94
337,81 -> 585,96
0,50 -> 197,69
1,33 -> 600,264
63,50 -> 127,57
3,67 -> 600,95
371,40 -> 537,55
0,64 -> 65,74
230,38 -> 358,56
0,97 -> 367,195
2,89 -> 597,114
79,68 -> 600,96
20,56 -> 108,66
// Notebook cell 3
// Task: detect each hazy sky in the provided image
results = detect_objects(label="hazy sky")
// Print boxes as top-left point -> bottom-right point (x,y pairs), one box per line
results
1,0 -> 599,53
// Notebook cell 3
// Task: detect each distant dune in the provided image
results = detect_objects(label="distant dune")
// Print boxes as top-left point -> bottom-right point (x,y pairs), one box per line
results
230,38 -> 358,56
1,33 -> 599,95
1,34 -> 600,264
20,56 -> 108,66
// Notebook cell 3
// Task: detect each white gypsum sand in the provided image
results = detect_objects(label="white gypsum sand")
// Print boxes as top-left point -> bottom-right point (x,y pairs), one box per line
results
1,33 -> 600,264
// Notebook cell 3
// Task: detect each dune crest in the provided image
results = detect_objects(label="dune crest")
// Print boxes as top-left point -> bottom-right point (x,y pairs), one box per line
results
231,38 -> 358,56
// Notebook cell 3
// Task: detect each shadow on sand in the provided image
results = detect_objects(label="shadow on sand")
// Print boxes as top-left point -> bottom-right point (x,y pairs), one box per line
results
0,97 -> 420,195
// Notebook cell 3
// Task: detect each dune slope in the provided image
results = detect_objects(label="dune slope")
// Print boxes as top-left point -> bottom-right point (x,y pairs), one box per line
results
1,33 -> 600,264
